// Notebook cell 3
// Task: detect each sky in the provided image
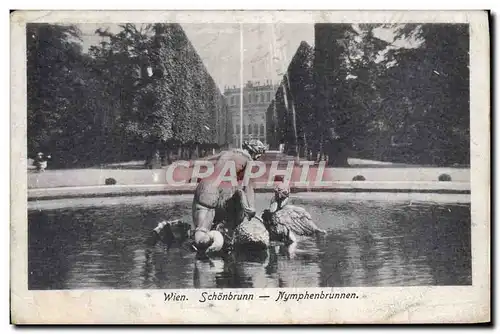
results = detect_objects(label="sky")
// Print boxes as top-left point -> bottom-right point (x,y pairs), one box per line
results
76,23 -> 417,92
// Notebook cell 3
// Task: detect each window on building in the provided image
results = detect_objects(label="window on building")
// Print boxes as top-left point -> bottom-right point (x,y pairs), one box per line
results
236,124 -> 240,135
231,96 -> 235,105
243,124 -> 246,135
267,92 -> 271,101
260,93 -> 265,103
253,124 -> 259,136
260,124 -> 265,135
248,124 -> 252,135
248,94 -> 252,104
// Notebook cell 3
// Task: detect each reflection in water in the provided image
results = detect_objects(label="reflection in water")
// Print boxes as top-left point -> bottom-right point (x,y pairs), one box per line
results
265,240 -> 323,288
194,257 -> 227,289
28,195 -> 471,289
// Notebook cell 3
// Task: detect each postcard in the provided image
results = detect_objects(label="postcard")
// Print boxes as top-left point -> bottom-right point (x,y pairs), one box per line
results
10,10 -> 490,324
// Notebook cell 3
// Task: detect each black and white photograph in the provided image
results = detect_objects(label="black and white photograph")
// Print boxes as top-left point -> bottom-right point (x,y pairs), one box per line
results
11,10 -> 490,324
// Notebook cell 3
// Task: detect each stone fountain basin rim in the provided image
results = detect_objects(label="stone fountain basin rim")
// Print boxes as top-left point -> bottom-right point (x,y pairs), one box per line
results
27,180 -> 471,201
27,190 -> 471,212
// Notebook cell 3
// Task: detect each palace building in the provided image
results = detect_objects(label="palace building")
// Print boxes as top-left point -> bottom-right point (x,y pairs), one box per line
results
223,80 -> 278,148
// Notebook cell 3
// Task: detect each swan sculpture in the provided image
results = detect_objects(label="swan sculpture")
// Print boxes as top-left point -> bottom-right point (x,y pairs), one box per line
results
261,183 -> 326,255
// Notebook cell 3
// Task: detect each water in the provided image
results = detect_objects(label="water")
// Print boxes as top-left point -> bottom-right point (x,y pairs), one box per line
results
28,194 -> 471,289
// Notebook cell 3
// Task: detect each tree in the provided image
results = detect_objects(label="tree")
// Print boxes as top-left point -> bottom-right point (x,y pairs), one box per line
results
311,23 -> 469,166
89,24 -> 158,164
115,24 -> 175,168
286,41 -> 316,158
313,23 -> 365,166
151,23 -> 229,161
268,41 -> 315,158
27,24 -> 83,162
27,23 -> 117,168
380,23 -> 470,165
338,24 -> 391,161
27,22 -> 232,169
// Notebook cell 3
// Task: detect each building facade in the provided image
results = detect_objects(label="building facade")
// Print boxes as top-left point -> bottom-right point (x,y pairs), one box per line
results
224,80 -> 278,148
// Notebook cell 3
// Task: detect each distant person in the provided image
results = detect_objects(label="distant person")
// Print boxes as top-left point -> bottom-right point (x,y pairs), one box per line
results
33,152 -> 50,172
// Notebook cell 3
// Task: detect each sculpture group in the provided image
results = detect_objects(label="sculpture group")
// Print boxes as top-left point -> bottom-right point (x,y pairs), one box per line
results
148,139 -> 327,259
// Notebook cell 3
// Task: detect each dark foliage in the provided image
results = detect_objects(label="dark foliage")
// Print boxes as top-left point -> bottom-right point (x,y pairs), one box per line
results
27,23 -> 231,168
268,23 -> 469,167
27,23 -> 469,169
438,174 -> 452,182
105,178 -> 117,185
